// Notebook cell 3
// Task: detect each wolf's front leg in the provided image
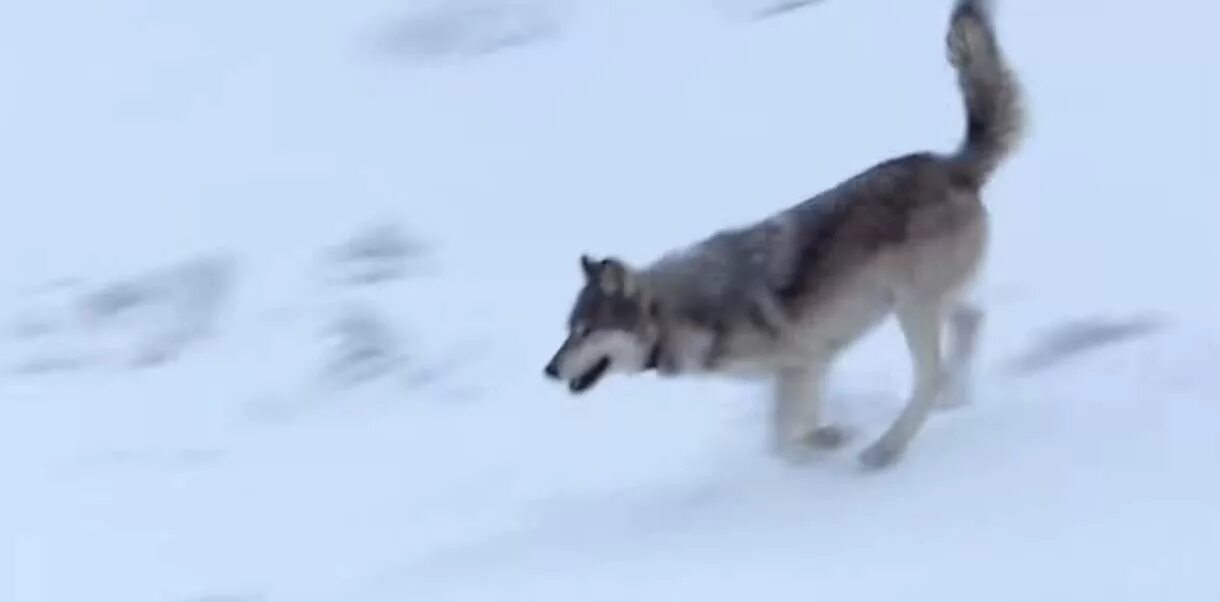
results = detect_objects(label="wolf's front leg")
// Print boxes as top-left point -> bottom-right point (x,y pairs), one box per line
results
771,360 -> 848,464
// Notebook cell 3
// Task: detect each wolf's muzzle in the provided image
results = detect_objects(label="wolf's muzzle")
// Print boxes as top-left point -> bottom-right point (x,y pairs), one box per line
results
544,343 -> 568,380
543,359 -> 560,379
544,336 -> 574,380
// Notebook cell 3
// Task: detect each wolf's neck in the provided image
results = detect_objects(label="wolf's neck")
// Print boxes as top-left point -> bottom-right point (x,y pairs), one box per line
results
638,251 -> 720,322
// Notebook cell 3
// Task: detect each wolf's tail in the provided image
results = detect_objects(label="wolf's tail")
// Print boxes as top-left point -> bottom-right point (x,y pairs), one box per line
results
946,0 -> 1024,187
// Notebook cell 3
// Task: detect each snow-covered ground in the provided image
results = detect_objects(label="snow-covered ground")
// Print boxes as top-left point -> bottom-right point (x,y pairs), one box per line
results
3,1 -> 1219,600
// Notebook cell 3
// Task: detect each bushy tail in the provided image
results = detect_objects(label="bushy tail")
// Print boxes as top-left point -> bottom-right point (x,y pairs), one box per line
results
946,0 -> 1024,186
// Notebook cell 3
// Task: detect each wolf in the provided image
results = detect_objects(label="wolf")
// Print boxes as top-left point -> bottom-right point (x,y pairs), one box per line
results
543,0 -> 1024,469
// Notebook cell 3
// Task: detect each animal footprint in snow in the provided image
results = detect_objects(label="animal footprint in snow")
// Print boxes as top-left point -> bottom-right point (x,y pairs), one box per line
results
319,305 -> 406,387
321,221 -> 426,287
79,255 -> 236,368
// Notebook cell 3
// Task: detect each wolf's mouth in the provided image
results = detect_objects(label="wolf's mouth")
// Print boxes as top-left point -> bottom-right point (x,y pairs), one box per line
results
569,357 -> 611,393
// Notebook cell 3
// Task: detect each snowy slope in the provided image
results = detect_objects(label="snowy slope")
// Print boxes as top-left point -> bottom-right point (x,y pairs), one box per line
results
3,0 -> 1219,601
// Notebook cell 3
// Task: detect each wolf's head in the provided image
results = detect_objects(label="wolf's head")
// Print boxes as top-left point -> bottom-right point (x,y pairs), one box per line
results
543,255 -> 660,394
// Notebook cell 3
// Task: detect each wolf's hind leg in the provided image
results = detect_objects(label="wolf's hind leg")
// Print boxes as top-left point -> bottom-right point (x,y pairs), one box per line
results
859,297 -> 950,469
939,302 -> 983,410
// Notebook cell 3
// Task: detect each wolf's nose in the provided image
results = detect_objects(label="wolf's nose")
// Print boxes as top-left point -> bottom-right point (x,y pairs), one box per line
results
544,361 -> 560,379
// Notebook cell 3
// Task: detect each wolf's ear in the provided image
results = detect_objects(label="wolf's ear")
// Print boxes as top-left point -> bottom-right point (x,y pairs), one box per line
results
580,254 -> 600,280
596,257 -> 636,296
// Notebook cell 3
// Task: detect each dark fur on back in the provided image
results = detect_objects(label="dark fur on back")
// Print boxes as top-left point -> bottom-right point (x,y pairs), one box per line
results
776,153 -> 978,311
640,153 -> 980,328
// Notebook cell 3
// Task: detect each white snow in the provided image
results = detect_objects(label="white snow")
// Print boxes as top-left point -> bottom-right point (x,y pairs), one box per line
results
3,1 -> 1219,601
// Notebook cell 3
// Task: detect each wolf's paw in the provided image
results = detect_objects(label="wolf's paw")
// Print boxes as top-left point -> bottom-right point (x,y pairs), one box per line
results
772,439 -> 819,466
804,425 -> 852,450
858,441 -> 905,471
772,426 -> 851,465
936,390 -> 970,411
936,374 -> 973,412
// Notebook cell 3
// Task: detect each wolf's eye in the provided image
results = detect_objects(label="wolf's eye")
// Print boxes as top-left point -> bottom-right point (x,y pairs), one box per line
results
573,323 -> 590,338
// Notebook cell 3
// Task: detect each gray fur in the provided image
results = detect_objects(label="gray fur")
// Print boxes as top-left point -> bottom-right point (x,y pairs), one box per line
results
544,0 -> 1025,469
